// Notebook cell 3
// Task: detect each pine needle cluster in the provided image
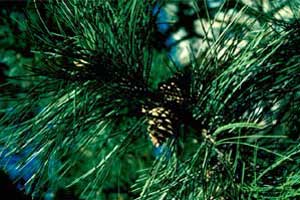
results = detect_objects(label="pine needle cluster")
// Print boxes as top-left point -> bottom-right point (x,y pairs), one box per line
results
0,0 -> 300,199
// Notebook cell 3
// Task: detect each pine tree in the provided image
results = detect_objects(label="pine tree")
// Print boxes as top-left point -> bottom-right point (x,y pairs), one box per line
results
0,0 -> 300,199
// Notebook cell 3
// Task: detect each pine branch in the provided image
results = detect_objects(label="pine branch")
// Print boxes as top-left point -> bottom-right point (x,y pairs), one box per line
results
0,0 -> 300,199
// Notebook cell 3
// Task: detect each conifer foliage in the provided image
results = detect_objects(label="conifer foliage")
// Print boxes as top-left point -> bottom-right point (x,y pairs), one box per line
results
0,0 -> 300,199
